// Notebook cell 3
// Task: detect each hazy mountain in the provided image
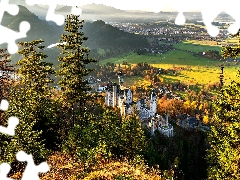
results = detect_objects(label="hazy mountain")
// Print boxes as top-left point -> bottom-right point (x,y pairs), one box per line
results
56,3 -> 160,23
47,20 -> 148,65
2,5 -> 61,45
10,0 -> 62,23
22,4 -> 48,20
1,5 -> 148,66
1,5 -> 63,65
82,20 -> 147,50
57,3 -> 126,14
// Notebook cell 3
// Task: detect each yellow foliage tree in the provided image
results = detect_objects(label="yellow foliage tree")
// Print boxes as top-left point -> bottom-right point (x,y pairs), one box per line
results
202,115 -> 209,124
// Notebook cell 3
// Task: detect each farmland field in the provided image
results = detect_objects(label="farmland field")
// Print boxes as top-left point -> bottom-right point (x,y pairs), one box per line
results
99,43 -> 239,86
100,50 -> 222,66
173,41 -> 221,52
152,65 -> 239,85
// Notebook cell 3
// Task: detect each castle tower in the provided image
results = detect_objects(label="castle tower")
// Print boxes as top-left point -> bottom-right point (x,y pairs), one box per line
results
118,72 -> 124,87
126,89 -> 132,104
150,117 -> 155,136
150,91 -> 157,117
165,113 -> 169,126
105,91 -> 110,106
112,85 -> 117,107
105,83 -> 113,106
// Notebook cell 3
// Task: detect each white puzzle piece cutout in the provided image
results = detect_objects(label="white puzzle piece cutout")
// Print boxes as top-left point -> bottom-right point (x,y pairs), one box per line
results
25,0 -> 82,26
0,0 -> 30,54
171,0 -> 240,36
0,99 -> 19,136
16,151 -> 49,180
0,163 -> 14,180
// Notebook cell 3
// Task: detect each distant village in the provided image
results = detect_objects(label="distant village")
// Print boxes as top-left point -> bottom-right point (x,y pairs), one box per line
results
109,20 -> 230,56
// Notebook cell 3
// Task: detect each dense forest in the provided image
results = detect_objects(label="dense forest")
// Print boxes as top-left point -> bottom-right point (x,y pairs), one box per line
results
0,14 -> 239,180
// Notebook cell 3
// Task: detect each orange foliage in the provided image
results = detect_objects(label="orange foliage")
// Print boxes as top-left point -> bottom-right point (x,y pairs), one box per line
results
157,96 -> 184,117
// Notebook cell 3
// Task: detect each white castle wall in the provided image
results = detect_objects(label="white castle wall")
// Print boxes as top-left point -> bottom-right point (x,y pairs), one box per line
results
105,75 -> 173,137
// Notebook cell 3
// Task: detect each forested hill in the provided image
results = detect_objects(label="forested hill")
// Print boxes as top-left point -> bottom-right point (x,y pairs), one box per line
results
1,5 -> 60,46
57,3 -> 126,14
1,5 -> 149,65
82,20 -> 149,59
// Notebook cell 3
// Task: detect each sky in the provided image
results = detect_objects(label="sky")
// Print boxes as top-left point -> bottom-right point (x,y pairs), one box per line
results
82,0 -> 201,12
12,0 -> 202,12
13,0 -> 238,13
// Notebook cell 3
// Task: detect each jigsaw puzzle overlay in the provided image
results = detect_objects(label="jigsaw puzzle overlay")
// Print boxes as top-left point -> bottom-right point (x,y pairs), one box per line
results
0,0 -> 239,53
25,0 -> 83,25
173,0 -> 240,37
0,0 -> 240,179
0,99 -> 49,180
0,0 -> 30,54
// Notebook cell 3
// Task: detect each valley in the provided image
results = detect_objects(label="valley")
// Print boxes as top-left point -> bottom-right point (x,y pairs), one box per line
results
1,2 -> 240,179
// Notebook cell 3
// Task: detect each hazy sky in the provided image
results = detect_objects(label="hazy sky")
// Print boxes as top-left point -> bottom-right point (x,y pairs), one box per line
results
12,0 -> 202,12
62,0 -> 200,12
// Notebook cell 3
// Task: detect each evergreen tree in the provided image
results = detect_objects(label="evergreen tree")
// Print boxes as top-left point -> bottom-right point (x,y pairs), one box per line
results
120,115 -> 147,159
0,40 -> 59,165
16,40 -> 62,151
62,106 -> 148,170
206,30 -> 240,179
207,72 -> 240,179
57,14 -> 97,127
17,40 -> 55,95
2,88 -> 47,163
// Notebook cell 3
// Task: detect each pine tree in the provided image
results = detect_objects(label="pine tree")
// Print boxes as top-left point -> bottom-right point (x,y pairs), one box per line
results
205,30 -> 240,179
0,39 -> 59,164
206,72 -> 240,179
17,40 -> 63,150
57,14 -> 97,126
17,40 -> 55,96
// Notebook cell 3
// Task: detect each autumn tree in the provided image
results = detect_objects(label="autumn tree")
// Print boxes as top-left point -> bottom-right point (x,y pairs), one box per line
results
207,31 -> 240,179
57,14 -> 97,127
0,49 -> 15,124
0,48 -> 15,99
222,31 -> 240,59
62,106 -> 147,170
1,40 -> 56,164
207,73 -> 240,179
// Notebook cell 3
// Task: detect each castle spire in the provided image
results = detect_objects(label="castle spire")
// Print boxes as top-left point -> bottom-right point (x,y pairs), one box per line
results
118,71 -> 124,87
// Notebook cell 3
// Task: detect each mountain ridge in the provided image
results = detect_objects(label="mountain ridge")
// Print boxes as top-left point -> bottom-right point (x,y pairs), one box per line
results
1,5 -> 148,66
57,3 -> 127,14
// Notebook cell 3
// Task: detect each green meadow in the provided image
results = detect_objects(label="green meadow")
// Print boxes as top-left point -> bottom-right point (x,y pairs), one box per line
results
152,65 -> 239,85
173,40 -> 221,52
100,50 -> 221,66
99,41 -> 239,86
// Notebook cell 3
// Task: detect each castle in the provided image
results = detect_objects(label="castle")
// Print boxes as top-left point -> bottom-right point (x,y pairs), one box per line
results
105,72 -> 134,117
105,72 -> 173,137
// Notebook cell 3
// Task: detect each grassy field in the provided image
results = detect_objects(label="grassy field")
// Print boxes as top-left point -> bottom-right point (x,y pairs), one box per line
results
152,65 -> 240,85
184,40 -> 220,46
99,42 -> 239,86
173,41 -> 221,52
100,50 -> 222,67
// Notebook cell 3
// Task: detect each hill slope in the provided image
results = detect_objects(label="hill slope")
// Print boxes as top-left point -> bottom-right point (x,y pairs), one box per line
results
2,5 -> 61,46
1,5 -> 149,66
83,20 -> 148,52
